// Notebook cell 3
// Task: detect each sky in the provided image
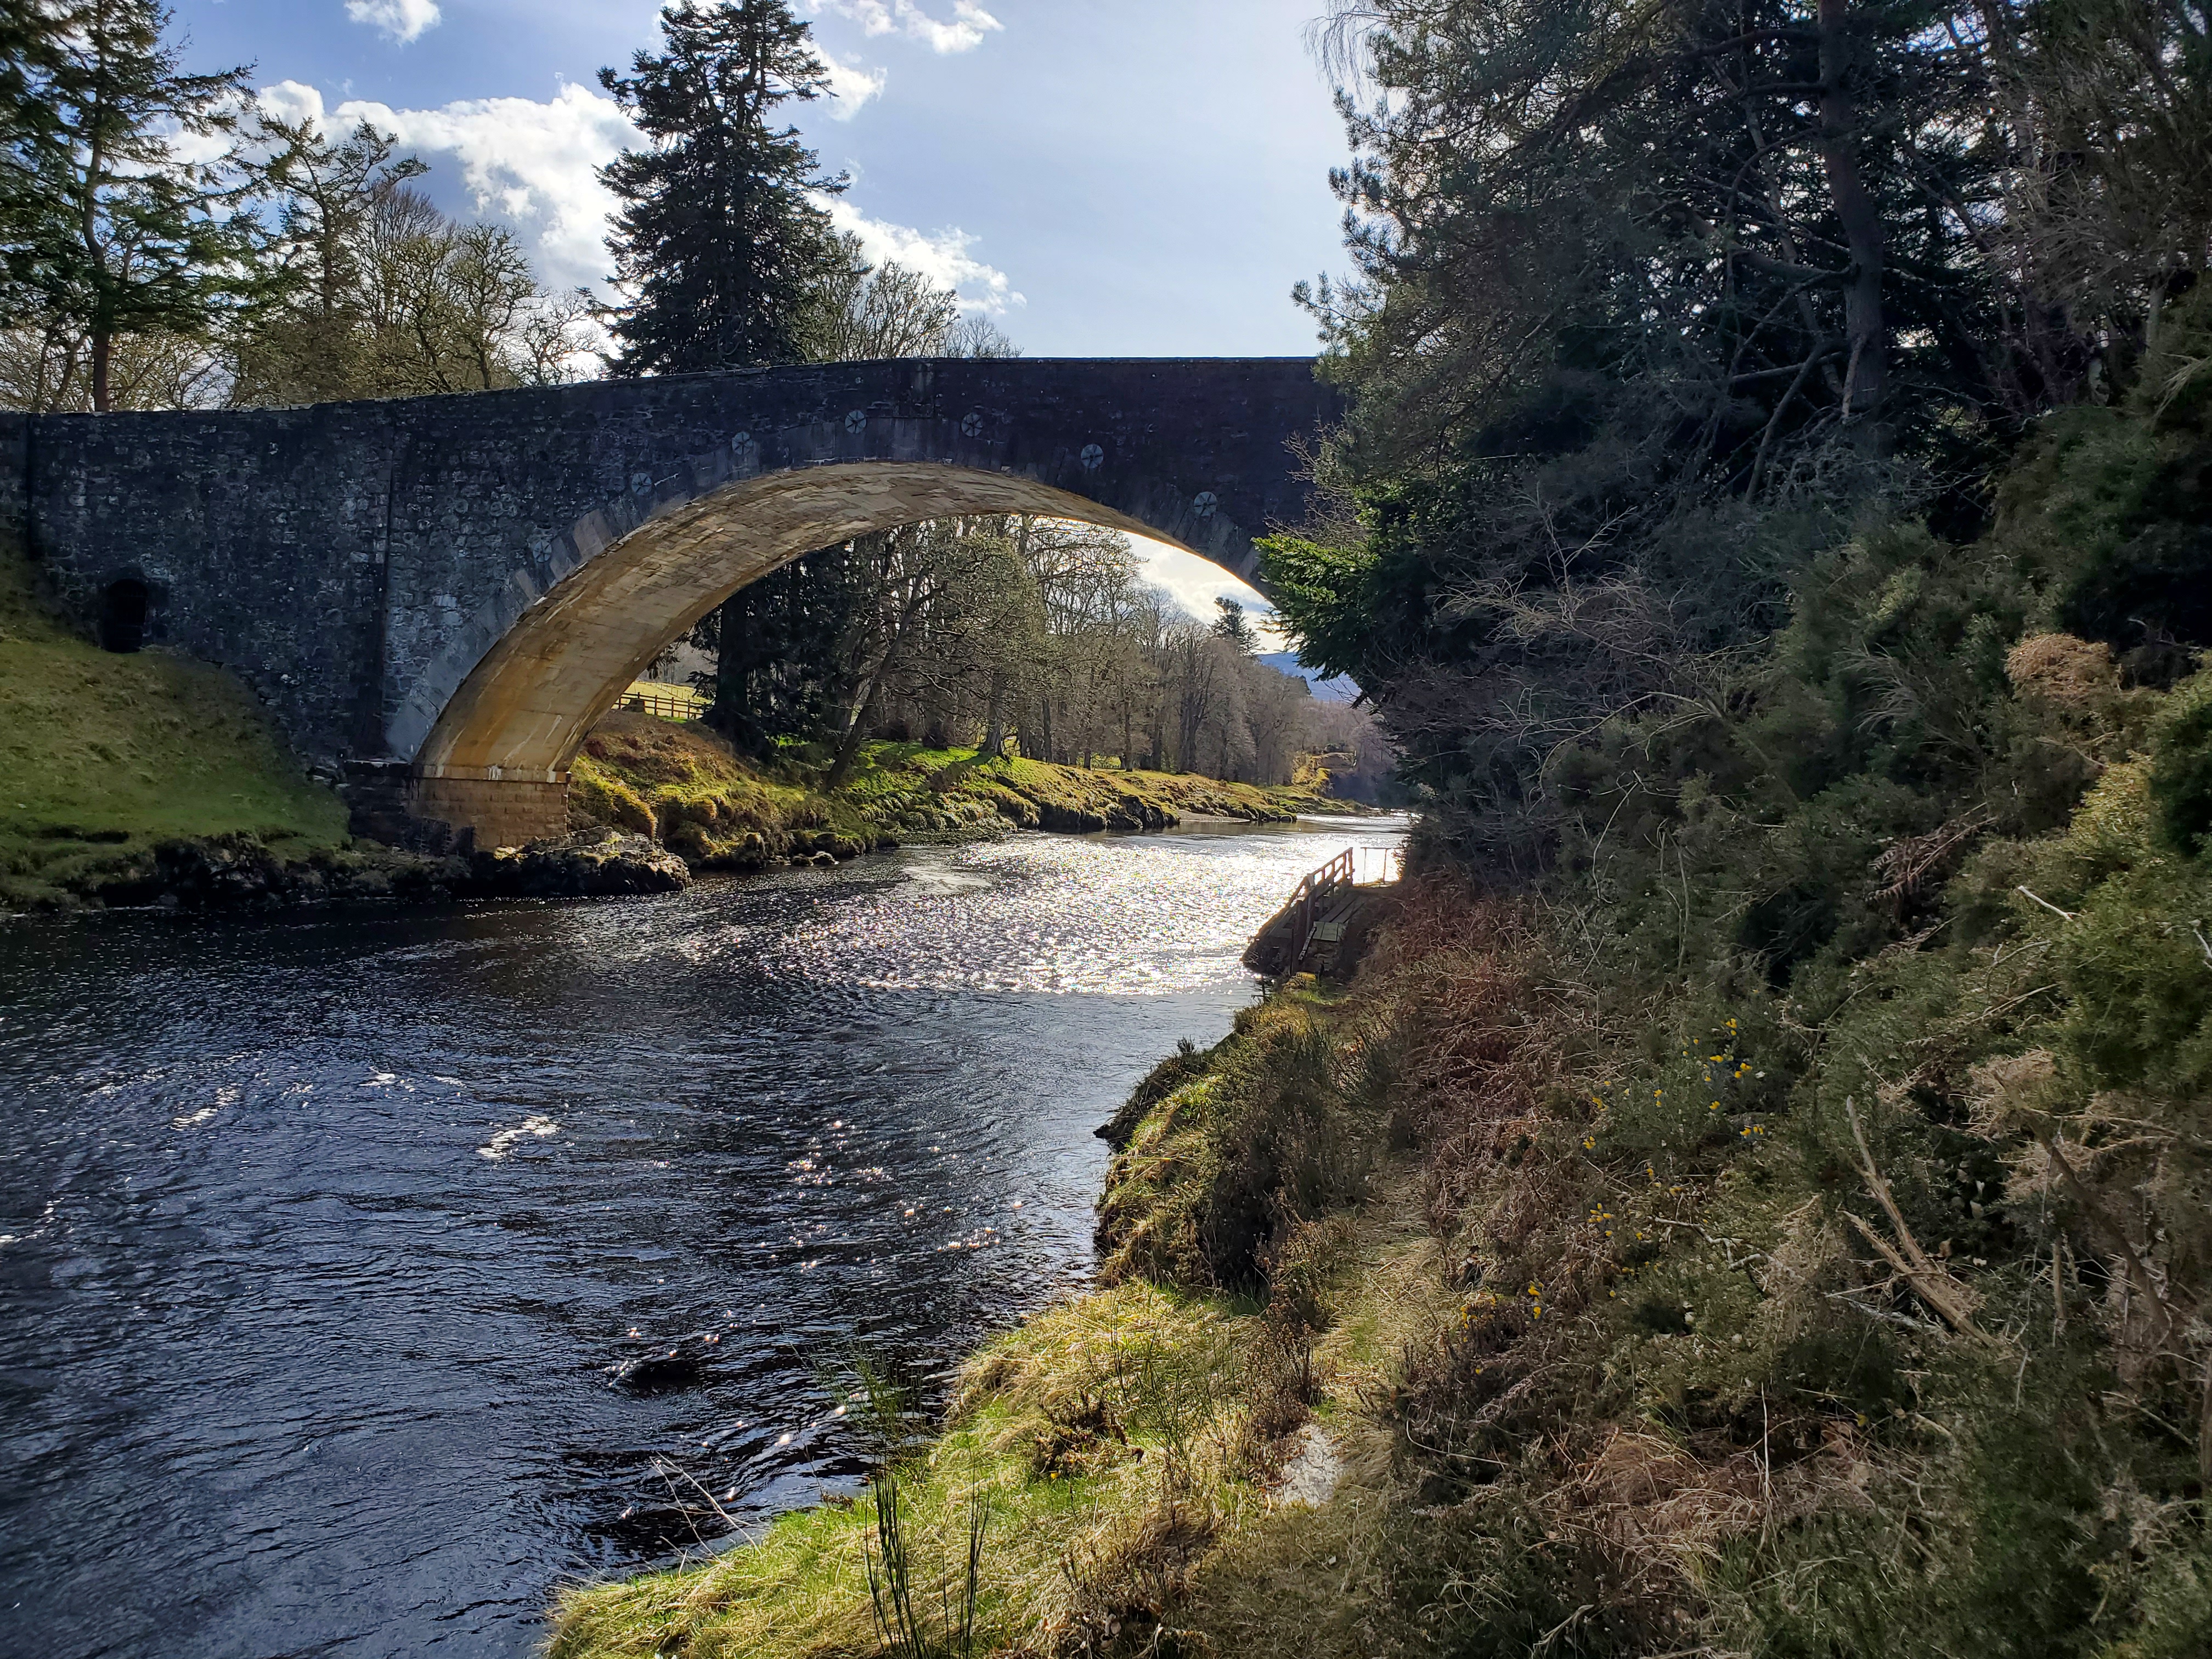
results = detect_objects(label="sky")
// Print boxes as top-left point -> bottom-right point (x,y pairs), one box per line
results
170,0 -> 1359,635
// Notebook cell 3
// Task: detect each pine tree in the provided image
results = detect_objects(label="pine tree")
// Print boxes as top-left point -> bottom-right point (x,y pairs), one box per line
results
2,0 -> 263,411
1211,597 -> 1261,655
598,0 -> 845,375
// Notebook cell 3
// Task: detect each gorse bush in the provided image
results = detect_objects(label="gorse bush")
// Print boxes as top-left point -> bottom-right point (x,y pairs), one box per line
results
2148,673 -> 2212,860
1192,205 -> 2212,1651
1094,988 -> 1393,1293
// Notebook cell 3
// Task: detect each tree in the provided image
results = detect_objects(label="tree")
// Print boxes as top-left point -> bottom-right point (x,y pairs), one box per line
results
821,519 -> 1024,787
229,119 -> 592,408
1211,596 -> 1261,654
598,0 -> 845,375
228,115 -> 421,406
1274,0 -> 2079,864
0,0 -> 60,322
1987,0 -> 2212,396
696,241 -> 1020,749
2,0 -> 263,411
802,232 -> 957,360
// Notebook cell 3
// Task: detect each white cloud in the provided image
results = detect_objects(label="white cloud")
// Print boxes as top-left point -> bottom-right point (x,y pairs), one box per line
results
255,82 -> 1021,333
824,198 -> 1022,315
255,80 -> 329,129
808,0 -> 1002,53
822,54 -> 887,119
1130,537 -> 1283,641
344,0 -> 441,46
321,82 -> 642,292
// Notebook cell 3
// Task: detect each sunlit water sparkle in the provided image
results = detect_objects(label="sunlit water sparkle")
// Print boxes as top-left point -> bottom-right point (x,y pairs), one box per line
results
0,816 -> 1402,1659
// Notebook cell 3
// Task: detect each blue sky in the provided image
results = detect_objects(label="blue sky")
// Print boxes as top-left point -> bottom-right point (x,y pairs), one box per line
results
172,0 -> 1354,625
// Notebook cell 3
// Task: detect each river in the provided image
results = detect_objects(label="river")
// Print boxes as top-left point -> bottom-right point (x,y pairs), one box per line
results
0,816 -> 1403,1659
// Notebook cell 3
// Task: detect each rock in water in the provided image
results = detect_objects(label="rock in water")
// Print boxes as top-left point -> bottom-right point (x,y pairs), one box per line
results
470,831 -> 691,899
611,1352 -> 710,1394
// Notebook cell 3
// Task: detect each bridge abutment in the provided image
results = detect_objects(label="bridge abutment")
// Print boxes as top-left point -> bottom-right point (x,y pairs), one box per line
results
338,763 -> 571,850
410,771 -> 571,848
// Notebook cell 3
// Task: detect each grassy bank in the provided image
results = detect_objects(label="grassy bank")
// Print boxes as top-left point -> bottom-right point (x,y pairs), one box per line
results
0,538 -> 354,911
570,712 -> 1352,869
551,982 -> 1449,1659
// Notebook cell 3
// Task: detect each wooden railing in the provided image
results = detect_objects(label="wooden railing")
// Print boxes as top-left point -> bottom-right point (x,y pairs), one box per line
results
1243,843 -> 1403,975
624,688 -> 703,722
1284,846 -> 1357,966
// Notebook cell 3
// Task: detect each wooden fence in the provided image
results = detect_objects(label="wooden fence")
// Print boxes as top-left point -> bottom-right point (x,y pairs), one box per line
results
623,687 -> 704,722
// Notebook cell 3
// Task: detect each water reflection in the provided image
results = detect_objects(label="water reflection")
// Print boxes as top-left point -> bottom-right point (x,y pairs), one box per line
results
0,816 -> 1403,1659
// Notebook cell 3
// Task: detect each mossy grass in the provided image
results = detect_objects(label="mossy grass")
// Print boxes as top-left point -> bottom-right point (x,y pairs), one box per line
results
549,983 -> 1447,1659
569,713 -> 1358,870
549,1284 -> 1291,1659
0,539 -> 349,910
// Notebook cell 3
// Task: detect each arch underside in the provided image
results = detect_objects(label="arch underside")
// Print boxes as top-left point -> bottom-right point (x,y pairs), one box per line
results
413,462 -> 1254,785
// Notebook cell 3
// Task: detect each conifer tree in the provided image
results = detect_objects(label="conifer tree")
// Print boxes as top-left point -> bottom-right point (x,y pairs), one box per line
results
2,0 -> 262,411
1211,597 -> 1261,656
597,0 -> 845,375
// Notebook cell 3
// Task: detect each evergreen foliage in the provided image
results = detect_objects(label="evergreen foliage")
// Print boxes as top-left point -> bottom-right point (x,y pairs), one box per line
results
1275,0 -> 2212,869
1209,3 -> 2212,1652
597,0 -> 845,375
1211,598 -> 1261,656
0,0 -> 264,410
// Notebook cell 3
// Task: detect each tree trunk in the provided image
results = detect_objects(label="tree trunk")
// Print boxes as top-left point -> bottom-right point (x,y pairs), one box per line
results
825,675 -> 883,790
711,594 -> 753,746
983,671 -> 1007,760
90,326 -> 112,413
1816,0 -> 1888,425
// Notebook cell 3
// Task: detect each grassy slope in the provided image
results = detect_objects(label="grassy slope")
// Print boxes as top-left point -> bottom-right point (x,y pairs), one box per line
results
0,539 -> 349,910
545,995 -> 1463,1659
550,985 -> 1452,1659
570,713 -> 1350,868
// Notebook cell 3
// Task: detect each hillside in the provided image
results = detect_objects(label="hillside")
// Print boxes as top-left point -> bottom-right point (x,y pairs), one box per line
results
0,538 -> 353,911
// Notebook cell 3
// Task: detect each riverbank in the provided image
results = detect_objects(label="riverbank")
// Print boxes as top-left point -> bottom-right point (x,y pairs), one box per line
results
0,547 -> 689,911
550,972 -> 1441,1659
567,710 -> 1352,873
551,651 -> 2212,1656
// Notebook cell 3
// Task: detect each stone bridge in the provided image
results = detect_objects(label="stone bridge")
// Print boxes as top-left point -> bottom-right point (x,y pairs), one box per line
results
0,358 -> 1335,844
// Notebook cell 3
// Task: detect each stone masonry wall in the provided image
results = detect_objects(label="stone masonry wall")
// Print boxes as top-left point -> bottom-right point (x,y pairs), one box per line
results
9,359 -> 1335,786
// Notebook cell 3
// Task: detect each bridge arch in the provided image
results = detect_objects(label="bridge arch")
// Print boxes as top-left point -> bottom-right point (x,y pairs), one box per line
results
408,458 -> 1268,840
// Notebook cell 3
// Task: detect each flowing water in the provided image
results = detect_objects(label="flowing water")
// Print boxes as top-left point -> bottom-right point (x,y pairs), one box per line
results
0,816 -> 1404,1659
